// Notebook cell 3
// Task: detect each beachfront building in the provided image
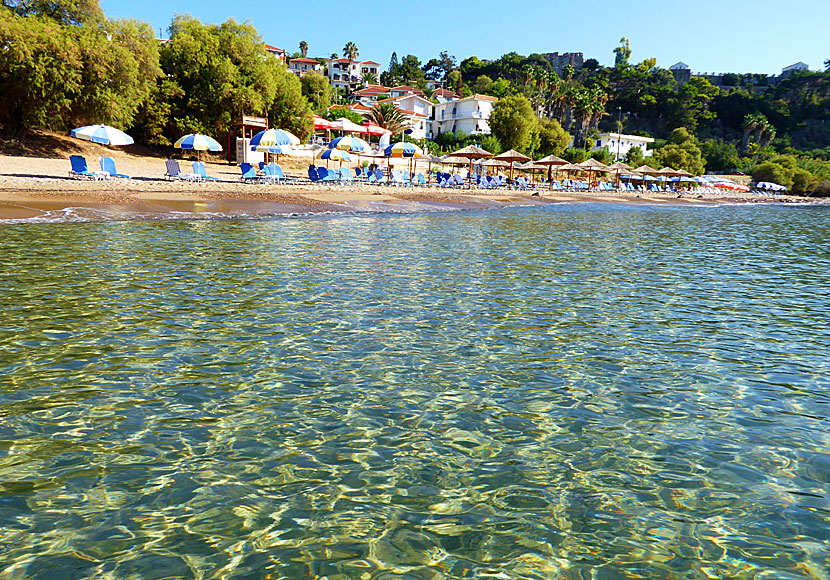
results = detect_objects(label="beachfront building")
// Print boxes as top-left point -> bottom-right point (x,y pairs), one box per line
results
326,59 -> 381,91
264,45 -> 287,64
352,85 -> 390,106
592,133 -> 654,160
376,94 -> 434,139
431,94 -> 497,138
288,58 -> 323,77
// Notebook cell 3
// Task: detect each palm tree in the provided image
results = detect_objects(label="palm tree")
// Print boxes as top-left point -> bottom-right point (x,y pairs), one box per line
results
366,102 -> 410,135
299,41 -> 308,58
343,42 -> 359,62
361,71 -> 378,86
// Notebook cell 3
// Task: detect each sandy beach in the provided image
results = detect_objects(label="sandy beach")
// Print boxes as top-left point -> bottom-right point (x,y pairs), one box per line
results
2,138 -> 824,223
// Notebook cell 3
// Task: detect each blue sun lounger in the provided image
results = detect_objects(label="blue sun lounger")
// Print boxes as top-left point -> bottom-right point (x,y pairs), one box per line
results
69,155 -> 107,180
99,156 -> 130,179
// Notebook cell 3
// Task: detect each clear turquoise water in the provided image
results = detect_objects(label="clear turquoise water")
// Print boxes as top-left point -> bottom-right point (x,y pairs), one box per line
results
1,204 -> 829,579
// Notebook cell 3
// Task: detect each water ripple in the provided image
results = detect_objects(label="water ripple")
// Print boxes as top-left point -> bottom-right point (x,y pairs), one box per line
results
1,204 -> 830,579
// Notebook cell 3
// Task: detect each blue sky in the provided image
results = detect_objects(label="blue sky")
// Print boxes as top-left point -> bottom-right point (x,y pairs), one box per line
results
101,0 -> 826,75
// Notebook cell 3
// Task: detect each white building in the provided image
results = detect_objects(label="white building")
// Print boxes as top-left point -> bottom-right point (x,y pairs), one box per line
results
592,133 -> 654,160
377,94 -> 434,139
431,94 -> 497,137
352,85 -> 390,106
288,58 -> 323,77
264,44 -> 286,64
326,59 -> 380,90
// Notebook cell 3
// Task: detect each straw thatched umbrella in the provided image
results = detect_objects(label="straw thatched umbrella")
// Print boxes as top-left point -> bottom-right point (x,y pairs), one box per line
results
534,154 -> 568,188
493,149 -> 531,181
607,161 -> 633,189
450,145 -> 493,187
578,158 -> 611,188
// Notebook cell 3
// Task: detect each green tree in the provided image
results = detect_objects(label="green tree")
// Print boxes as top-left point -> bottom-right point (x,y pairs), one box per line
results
301,71 -> 331,111
537,117 -> 570,157
398,54 -> 425,86
623,145 -> 645,167
478,134 -> 502,155
343,41 -> 358,61
323,105 -> 363,125
752,161 -> 792,189
365,102 -> 409,134
0,11 -> 84,137
299,40 -> 308,58
160,15 -> 294,137
613,37 -> 631,68
473,75 -> 494,94
0,3 -> 160,137
361,71 -> 378,85
489,94 -> 540,154
653,127 -> 706,174
268,66 -> 313,140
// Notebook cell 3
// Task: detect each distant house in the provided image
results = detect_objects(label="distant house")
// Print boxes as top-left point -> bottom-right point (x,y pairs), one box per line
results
780,62 -> 809,78
431,88 -> 459,103
432,94 -> 497,137
592,133 -> 654,160
388,85 -> 425,99
670,62 -> 691,84
264,44 -> 286,64
352,85 -> 390,106
289,58 -> 323,77
326,59 -> 380,91
377,94 -> 434,139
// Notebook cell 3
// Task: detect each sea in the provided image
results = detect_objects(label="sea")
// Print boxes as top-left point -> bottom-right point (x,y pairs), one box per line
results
1,203 -> 829,579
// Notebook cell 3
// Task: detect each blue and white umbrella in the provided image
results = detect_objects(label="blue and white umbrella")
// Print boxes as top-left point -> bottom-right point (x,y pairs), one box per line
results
174,133 -> 223,151
253,144 -> 288,154
384,141 -> 423,158
249,128 -> 300,149
319,148 -> 351,161
71,124 -> 134,146
328,135 -> 370,153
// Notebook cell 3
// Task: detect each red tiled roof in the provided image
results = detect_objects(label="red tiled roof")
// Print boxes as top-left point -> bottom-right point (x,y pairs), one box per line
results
360,60 -> 380,65
390,85 -> 423,93
264,44 -> 285,53
290,58 -> 321,64
354,85 -> 390,95
395,108 -> 429,118
350,103 -> 373,111
433,88 -> 458,97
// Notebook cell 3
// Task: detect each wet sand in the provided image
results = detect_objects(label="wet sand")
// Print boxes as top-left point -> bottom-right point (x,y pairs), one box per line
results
2,148 -> 824,223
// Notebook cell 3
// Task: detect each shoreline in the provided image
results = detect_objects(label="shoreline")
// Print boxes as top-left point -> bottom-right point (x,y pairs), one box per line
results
2,150 -> 827,224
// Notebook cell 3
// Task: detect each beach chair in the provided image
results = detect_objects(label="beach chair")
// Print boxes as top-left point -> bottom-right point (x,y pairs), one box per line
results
99,156 -> 130,179
339,167 -> 355,184
319,167 -> 340,183
454,174 -> 467,188
417,173 -> 427,187
69,155 -> 107,180
165,159 -> 198,181
192,161 -> 217,181
308,165 -> 320,183
239,163 -> 259,183
373,168 -> 388,185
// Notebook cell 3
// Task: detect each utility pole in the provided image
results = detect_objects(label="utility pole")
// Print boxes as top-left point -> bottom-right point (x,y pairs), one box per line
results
616,107 -> 623,161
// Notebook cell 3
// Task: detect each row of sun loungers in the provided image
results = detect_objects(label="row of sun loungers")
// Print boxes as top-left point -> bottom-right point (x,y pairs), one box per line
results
68,155 -> 221,182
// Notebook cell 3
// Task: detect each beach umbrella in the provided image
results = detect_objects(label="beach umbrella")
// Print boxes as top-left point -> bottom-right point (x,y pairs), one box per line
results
318,147 -> 350,169
71,124 -> 134,146
328,135 -> 370,153
633,164 -> 659,175
450,145 -> 493,186
250,128 -> 300,149
384,141 -> 423,181
384,141 -> 423,158
174,133 -> 223,152
535,154 -> 569,188
607,161 -> 632,188
578,158 -> 611,188
493,148 -> 531,181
